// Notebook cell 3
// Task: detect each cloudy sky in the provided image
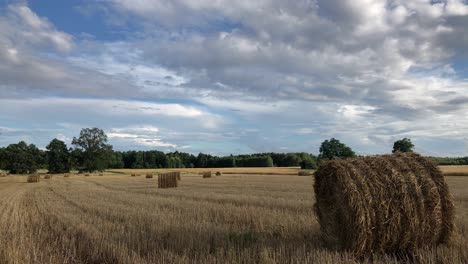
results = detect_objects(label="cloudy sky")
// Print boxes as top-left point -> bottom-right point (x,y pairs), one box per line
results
1,0 -> 468,156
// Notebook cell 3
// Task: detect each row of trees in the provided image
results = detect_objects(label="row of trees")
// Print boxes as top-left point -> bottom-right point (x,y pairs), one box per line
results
0,127 -> 447,175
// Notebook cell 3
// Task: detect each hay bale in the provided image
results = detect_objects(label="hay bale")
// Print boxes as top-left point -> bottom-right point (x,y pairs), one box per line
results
176,171 -> 181,181
146,173 -> 153,179
298,171 -> 313,176
131,173 -> 136,177
99,173 -> 104,176
313,152 -> 455,257
203,171 -> 212,178
216,171 -> 222,176
0,173 -> 6,177
44,174 -> 52,179
27,174 -> 40,183
158,172 -> 178,188
64,174 -> 70,177
84,173 -> 90,177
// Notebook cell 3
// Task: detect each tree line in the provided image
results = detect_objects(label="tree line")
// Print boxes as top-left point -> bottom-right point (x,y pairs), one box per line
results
0,128 -> 463,174
0,128 -> 319,174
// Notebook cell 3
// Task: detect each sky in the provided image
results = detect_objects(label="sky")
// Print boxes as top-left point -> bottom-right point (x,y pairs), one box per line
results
0,0 -> 468,156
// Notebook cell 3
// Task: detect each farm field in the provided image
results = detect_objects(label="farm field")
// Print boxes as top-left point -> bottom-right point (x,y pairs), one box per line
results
0,172 -> 467,263
108,167 -> 302,175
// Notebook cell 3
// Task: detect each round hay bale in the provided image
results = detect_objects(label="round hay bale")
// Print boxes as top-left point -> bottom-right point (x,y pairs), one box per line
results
313,152 -> 455,257
216,171 -> 222,176
44,174 -> 52,179
146,173 -> 153,179
64,174 -> 70,177
84,173 -> 90,177
131,173 -> 136,177
27,174 -> 40,183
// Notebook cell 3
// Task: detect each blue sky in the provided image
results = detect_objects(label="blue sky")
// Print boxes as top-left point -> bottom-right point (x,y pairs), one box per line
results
1,0 -> 468,156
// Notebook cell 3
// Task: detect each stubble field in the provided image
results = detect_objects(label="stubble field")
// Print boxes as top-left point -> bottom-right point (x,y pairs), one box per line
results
0,169 -> 467,264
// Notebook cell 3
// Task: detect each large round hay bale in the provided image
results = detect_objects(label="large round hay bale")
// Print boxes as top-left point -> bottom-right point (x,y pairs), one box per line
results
313,152 -> 454,257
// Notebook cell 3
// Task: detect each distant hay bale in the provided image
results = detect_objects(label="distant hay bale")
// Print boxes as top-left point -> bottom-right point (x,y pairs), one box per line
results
27,174 -> 40,183
131,173 -> 136,177
44,175 -> 52,179
216,171 -> 222,176
0,173 -> 6,177
314,152 -> 455,257
85,173 -> 90,177
175,171 -> 181,181
99,173 -> 104,176
202,171 -> 212,178
146,173 -> 153,179
298,171 -> 313,176
158,172 -> 178,188
64,174 -> 70,177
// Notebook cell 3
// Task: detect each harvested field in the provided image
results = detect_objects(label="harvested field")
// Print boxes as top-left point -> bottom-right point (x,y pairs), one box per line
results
440,165 -> 468,176
109,167 -> 300,175
0,172 -> 467,263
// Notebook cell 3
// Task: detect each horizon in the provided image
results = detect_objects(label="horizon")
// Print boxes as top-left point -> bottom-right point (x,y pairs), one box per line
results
1,1 -> 468,156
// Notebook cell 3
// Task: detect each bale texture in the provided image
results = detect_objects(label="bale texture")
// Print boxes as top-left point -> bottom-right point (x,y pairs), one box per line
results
158,172 -> 178,188
203,171 -> 212,178
27,174 -> 40,183
314,152 -> 455,257
146,174 -> 153,179
298,171 -> 313,176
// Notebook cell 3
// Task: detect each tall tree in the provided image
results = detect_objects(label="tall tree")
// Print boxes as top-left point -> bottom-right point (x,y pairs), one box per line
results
392,138 -> 414,153
3,141 -> 39,174
72,128 -> 113,172
318,138 -> 356,161
46,138 -> 71,174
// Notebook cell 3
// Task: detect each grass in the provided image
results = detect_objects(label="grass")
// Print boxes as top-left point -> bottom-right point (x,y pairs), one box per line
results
0,170 -> 467,263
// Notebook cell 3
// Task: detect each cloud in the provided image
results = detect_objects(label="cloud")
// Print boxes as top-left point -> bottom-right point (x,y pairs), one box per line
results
3,5 -> 73,52
108,126 -> 177,148
1,1 -> 468,156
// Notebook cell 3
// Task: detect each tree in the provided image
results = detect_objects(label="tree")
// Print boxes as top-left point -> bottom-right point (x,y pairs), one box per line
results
300,156 -> 317,169
281,154 -> 302,167
72,128 -> 113,172
3,141 -> 40,174
392,138 -> 414,153
46,138 -> 71,174
318,138 -> 356,161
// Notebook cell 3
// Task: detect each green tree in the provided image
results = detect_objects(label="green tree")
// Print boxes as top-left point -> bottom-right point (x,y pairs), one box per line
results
318,138 -> 356,161
72,128 -> 113,172
3,141 -> 39,174
392,138 -> 414,153
46,138 -> 71,174
300,156 -> 317,169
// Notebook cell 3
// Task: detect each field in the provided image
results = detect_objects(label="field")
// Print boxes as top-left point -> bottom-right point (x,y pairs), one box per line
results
108,167 -> 302,175
0,170 -> 467,263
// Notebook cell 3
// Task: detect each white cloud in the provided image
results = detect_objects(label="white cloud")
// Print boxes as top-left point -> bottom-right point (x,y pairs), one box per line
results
108,126 -> 177,148
6,5 -> 73,52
